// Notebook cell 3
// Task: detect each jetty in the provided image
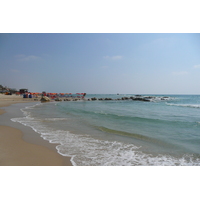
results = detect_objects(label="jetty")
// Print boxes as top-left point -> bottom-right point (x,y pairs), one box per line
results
86,95 -> 170,102
60,95 -> 170,102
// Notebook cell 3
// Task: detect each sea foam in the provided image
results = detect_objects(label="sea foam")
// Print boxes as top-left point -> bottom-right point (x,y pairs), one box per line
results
166,103 -> 200,109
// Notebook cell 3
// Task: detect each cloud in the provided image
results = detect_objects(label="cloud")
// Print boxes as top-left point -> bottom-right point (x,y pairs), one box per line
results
15,54 -> 40,62
103,55 -> 123,60
172,71 -> 188,76
194,64 -> 200,69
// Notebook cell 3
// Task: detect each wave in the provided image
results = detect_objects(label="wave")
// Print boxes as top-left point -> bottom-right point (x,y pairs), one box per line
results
58,101 -> 193,130
42,118 -> 68,122
96,126 -> 180,149
11,114 -> 200,166
98,126 -> 155,141
56,131 -> 200,166
10,99 -> 200,166
93,110 -> 191,127
166,103 -> 200,109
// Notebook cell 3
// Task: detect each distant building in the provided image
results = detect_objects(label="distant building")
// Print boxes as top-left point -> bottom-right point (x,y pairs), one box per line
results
19,89 -> 28,94
0,85 -> 9,93
0,85 -> 3,93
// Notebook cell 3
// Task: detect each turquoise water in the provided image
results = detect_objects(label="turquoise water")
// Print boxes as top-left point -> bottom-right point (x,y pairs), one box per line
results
11,94 -> 200,165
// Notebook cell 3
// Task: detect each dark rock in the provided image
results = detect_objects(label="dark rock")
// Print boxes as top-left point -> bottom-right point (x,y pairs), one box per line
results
132,97 -> 150,102
55,98 -> 62,101
142,98 -> 151,102
105,98 -> 112,100
121,97 -> 130,100
161,97 -> 169,100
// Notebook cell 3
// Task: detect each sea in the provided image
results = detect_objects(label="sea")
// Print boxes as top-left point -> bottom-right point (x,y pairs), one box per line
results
11,94 -> 200,166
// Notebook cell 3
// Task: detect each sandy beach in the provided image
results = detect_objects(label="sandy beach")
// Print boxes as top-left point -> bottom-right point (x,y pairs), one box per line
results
0,94 -> 72,166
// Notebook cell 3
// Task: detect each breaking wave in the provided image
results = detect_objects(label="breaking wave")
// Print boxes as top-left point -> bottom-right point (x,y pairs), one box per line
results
11,114 -> 200,166
166,103 -> 200,109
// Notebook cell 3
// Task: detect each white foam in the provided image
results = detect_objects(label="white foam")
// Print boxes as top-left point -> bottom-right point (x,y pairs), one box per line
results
43,118 -> 68,121
54,130 -> 200,166
149,96 -> 176,102
166,103 -> 200,108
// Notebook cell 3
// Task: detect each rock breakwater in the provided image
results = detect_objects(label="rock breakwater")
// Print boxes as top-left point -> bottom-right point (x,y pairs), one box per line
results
43,95 -> 171,102
86,95 -> 171,102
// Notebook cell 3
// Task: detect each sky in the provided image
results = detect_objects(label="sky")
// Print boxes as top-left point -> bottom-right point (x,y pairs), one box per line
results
0,33 -> 200,94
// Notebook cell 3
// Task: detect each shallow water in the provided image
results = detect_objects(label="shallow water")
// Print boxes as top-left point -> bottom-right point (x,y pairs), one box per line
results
11,94 -> 200,165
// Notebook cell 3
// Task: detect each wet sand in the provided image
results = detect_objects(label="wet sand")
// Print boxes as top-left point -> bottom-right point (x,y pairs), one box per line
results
0,94 -> 72,166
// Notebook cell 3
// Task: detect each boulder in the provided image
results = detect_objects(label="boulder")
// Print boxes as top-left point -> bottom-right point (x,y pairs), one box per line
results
55,98 -> 62,101
105,98 -> 112,100
40,96 -> 50,102
131,97 -> 150,102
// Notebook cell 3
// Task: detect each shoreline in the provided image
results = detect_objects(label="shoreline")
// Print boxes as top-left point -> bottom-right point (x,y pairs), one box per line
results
0,94 -> 72,166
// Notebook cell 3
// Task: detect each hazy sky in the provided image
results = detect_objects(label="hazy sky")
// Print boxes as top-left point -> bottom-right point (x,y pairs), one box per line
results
0,33 -> 200,94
